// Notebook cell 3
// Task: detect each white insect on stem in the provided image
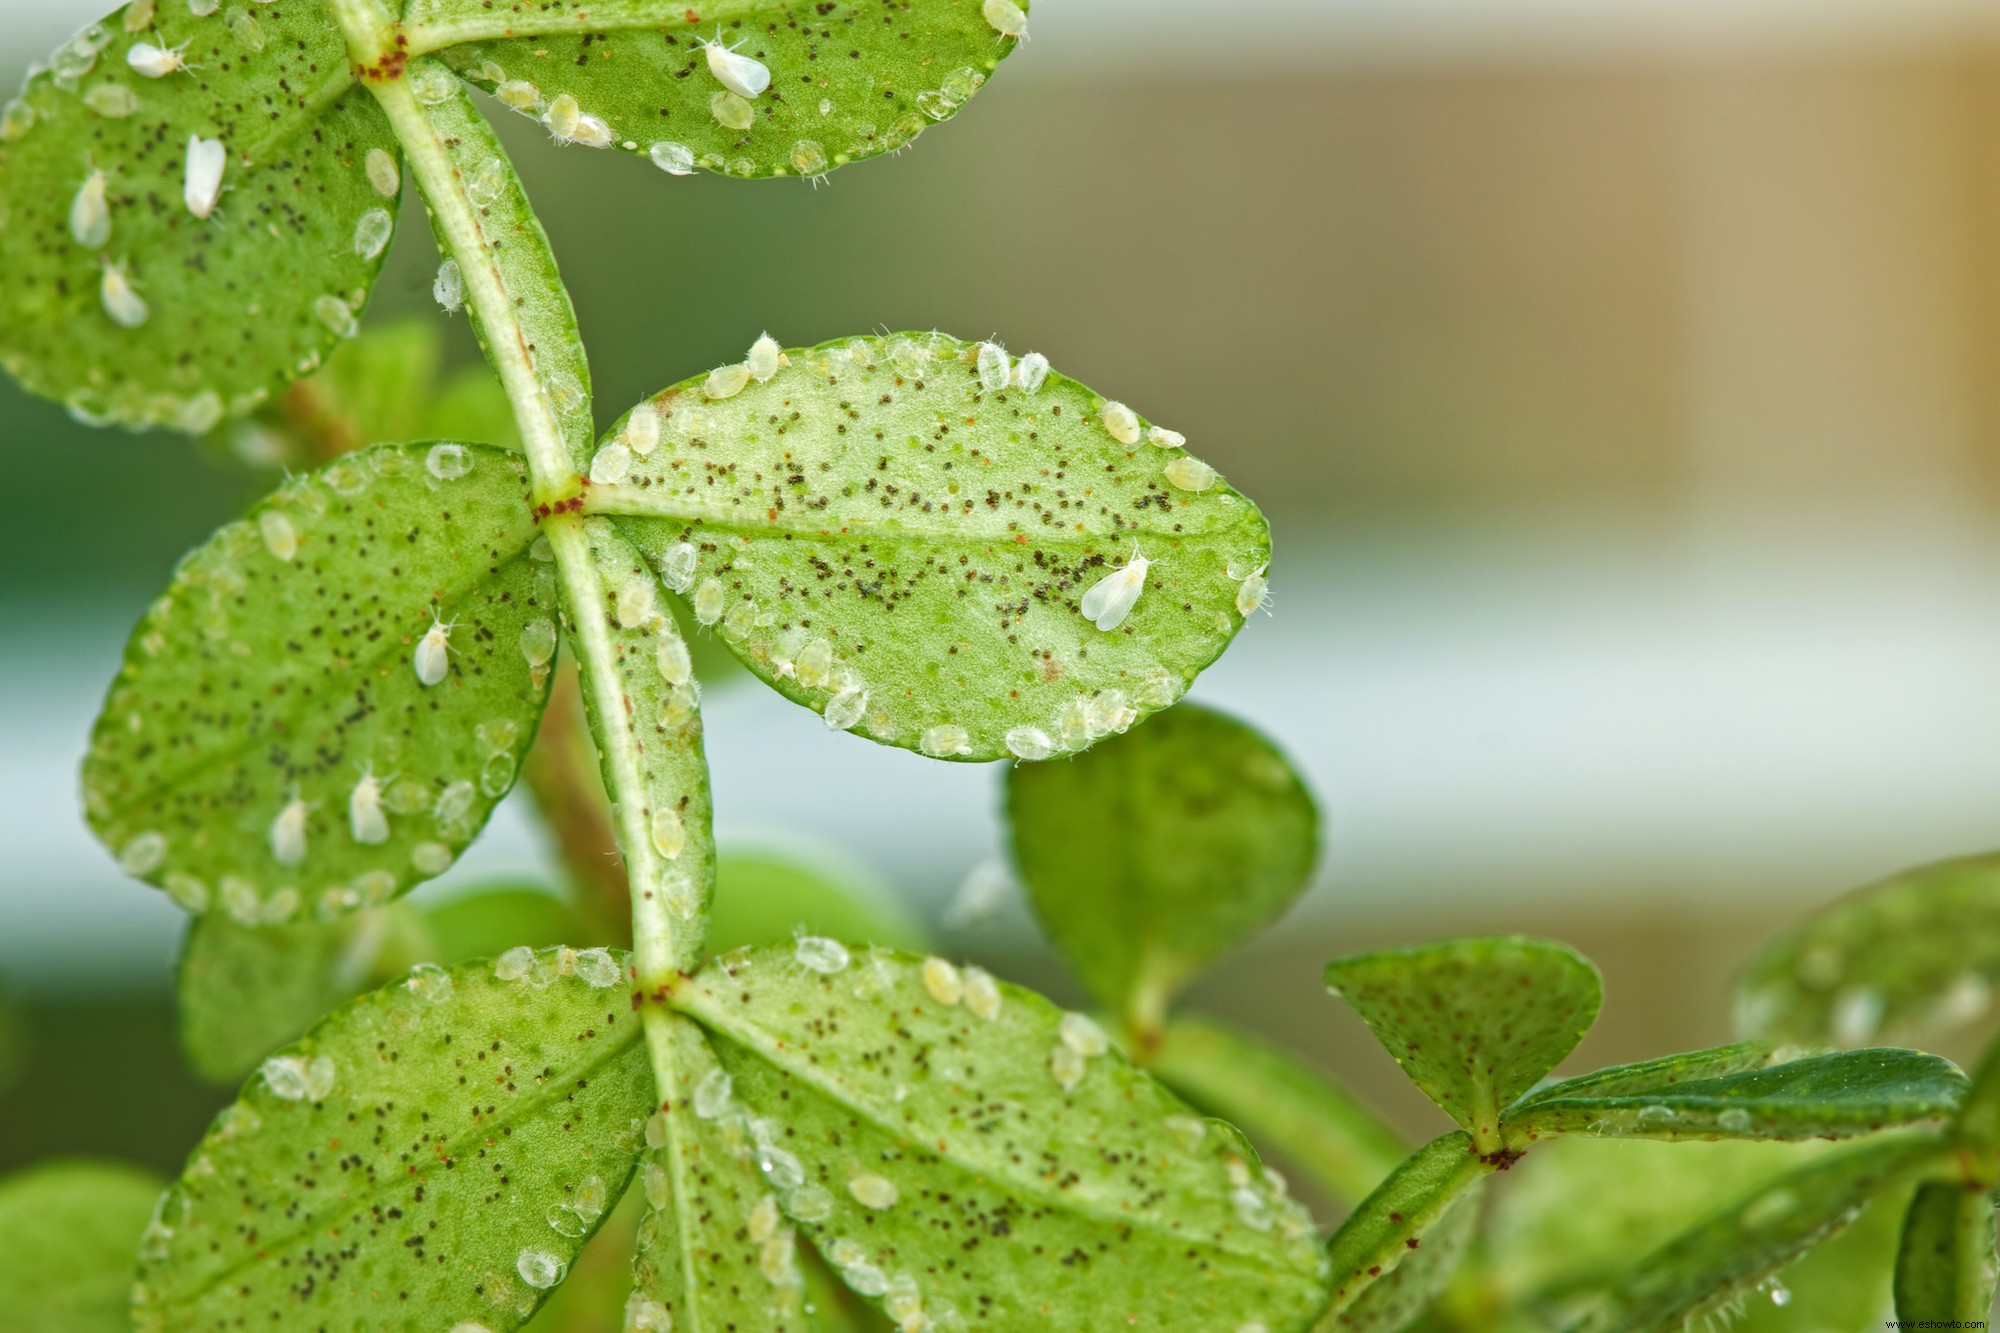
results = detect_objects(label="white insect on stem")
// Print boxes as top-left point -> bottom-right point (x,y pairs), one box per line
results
1078,544 -> 1153,632
413,606 -> 458,687
349,765 -> 395,846
183,134 -> 226,219
126,37 -> 194,78
697,28 -> 771,100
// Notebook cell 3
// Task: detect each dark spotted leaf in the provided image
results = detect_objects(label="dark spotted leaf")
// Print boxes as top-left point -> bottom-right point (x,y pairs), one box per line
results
1893,1181 -> 1998,1325
134,948 -> 650,1330
84,442 -> 556,924
597,332 -> 1271,764
1325,938 -> 1602,1153
414,0 -> 1027,182
1317,1132 -> 1486,1326
1008,704 -> 1317,1034
0,1 -> 402,431
0,1159 -> 165,1332
671,944 -> 1330,1330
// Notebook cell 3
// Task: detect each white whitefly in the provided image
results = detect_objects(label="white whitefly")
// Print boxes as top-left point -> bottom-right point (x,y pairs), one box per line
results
183,134 -> 226,218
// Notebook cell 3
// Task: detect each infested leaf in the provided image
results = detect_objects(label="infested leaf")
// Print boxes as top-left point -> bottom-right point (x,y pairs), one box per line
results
134,948 -> 651,1331
671,943 -> 1330,1330
1736,852 -> 2000,1049
1318,1132 -> 1486,1325
1323,1178 -> 1482,1332
1325,937 -> 1601,1153
1892,1181 -> 1998,1325
1504,1046 -> 1965,1145
1007,704 -> 1317,1032
0,1159 -> 165,1332
417,0 -> 1026,182
598,333 -> 1270,764
708,845 -> 930,956
0,1 -> 402,432
83,442 -> 556,924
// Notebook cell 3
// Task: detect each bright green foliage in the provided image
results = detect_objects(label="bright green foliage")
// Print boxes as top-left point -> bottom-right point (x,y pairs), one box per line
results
424,885 -> 594,960
628,1013 -> 817,1331
708,846 -> 929,956
566,518 -> 716,972
419,0 -> 1026,181
673,944 -> 1330,1330
0,0 -> 400,432
1569,1137 -> 1943,1333
83,441 -> 555,924
1319,1132 -> 1486,1322
1324,1183 -> 1482,1332
1504,1047 -> 1966,1145
1151,1014 -> 1408,1207
1736,852 -> 2000,1048
1894,1181 -> 1998,1324
600,333 -> 1270,764
1325,938 -> 1602,1151
135,948 -> 651,1331
0,1159 -> 164,1331
1008,704 -> 1318,1032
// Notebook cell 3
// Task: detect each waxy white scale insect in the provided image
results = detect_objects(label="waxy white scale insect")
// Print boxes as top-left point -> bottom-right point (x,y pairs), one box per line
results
364,146 -> 399,198
100,259 -> 148,328
976,340 -> 1010,394
432,258 -> 463,313
270,794 -> 309,866
70,169 -> 110,249
350,768 -> 391,845
622,403 -> 660,455
1078,547 -> 1151,631
747,332 -> 781,381
127,38 -> 193,78
649,140 -> 695,175
698,30 -> 771,100
983,0 -> 1029,40
413,608 -> 457,686
1236,564 -> 1270,617
705,362 -> 750,399
183,135 -> 225,218
1014,350 -> 1049,392
1100,400 -> 1141,445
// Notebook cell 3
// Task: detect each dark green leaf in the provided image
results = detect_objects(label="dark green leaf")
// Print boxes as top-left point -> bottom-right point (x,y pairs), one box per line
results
0,1 -> 401,431
672,944 -> 1330,1330
599,333 -> 1271,764
0,1159 -> 164,1332
1151,1014 -> 1408,1208
84,442 -> 555,923
1008,704 -> 1317,1031
1325,938 -> 1601,1152
708,846 -> 929,956
1319,1132 -> 1486,1324
1504,1048 -> 1965,1145
416,0 -> 1026,181
135,948 -> 651,1330
1894,1181 -> 1998,1324
1736,852 -> 2000,1048
1509,1041 -> 1769,1109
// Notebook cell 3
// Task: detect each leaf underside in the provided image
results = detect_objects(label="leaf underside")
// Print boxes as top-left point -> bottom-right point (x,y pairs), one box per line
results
1326,1176 -> 1483,1332
424,0 -> 1025,181
84,442 -> 555,923
1008,703 -> 1318,1021
0,0 -> 399,431
1893,1180 -> 1999,1323
0,1159 -> 165,1332
601,332 -> 1271,763
673,944 -> 1330,1330
135,948 -> 650,1331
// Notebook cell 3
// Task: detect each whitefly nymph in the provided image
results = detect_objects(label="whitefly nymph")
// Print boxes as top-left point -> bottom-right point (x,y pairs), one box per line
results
697,30 -> 770,100
1079,546 -> 1152,632
413,608 -> 458,687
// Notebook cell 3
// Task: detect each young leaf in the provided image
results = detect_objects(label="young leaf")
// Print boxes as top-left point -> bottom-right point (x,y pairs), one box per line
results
1150,1014 -> 1409,1208
0,2 -> 401,432
1509,1041 -> 1770,1108
0,1159 -> 165,1332
1736,851 -> 2000,1048
1569,1136 -> 1944,1333
708,846 -> 930,956
1503,1047 -> 1966,1145
134,947 -> 651,1330
671,944 -> 1330,1330
1323,1182 -> 1482,1332
598,333 -> 1271,764
415,0 -> 1026,181
1318,1132 -> 1487,1324
626,1013 -> 817,1331
1007,704 -> 1317,1033
1325,937 -> 1602,1153
1893,1181 -> 1998,1324
83,442 -> 556,923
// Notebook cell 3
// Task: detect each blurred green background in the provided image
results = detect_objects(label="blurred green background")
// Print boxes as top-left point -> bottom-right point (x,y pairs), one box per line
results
9,0 -> 2000,1215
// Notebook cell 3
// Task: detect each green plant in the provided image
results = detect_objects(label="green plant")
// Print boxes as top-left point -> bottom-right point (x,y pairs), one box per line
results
1,3 -> 1997,1330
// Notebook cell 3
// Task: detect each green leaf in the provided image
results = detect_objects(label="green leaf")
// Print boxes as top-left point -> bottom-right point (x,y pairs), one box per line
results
417,0 -> 1027,182
1503,1047 -> 1965,1145
708,845 -> 930,956
424,885 -> 593,962
1318,1132 -> 1486,1324
0,1158 -> 165,1332
598,332 -> 1271,764
1736,852 -> 2000,1048
627,1013 -> 818,1331
671,943 -> 1330,1330
1569,1136 -> 1944,1333
1893,1181 -> 1998,1324
1008,703 -> 1318,1032
134,947 -> 652,1330
1151,1014 -> 1409,1208
83,441 -> 556,923
1324,938 -> 1602,1153
0,1 -> 401,432
1323,1181 -> 1482,1332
